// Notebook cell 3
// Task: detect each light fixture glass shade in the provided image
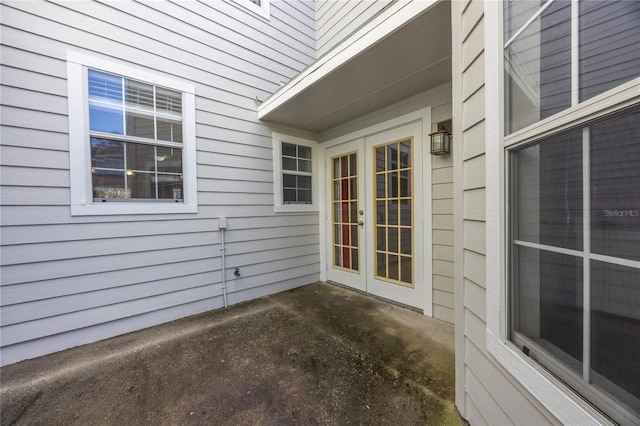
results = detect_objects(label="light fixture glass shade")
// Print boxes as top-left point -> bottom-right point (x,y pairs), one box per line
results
430,131 -> 451,155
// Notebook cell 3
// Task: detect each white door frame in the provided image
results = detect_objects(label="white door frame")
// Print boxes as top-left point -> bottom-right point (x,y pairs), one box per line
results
319,108 -> 433,316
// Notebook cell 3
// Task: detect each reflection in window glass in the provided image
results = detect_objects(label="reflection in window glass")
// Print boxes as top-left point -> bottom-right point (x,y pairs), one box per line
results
590,107 -> 640,262
591,261 -> 640,413
513,129 -> 583,250
91,138 -> 183,201
504,0 -> 640,135
505,0 -> 571,133
580,1 -> 640,102
510,105 -> 640,424
513,246 -> 583,375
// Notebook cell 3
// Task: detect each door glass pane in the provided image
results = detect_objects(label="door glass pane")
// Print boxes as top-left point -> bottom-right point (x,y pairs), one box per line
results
400,228 -> 411,255
376,226 -> 386,251
400,257 -> 412,284
374,139 -> 413,287
376,174 -> 385,198
388,200 -> 398,225
591,261 -> 640,413
388,255 -> 399,281
590,106 -> 640,261
332,153 -> 359,273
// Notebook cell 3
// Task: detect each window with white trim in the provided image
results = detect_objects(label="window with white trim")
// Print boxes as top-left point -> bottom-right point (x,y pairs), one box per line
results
231,0 -> 270,20
504,1 -> 640,424
272,133 -> 318,213
67,52 -> 197,215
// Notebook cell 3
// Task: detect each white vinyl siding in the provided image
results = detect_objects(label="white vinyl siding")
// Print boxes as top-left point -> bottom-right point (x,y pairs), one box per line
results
315,0 -> 392,58
452,1 -> 560,424
0,0 -> 317,366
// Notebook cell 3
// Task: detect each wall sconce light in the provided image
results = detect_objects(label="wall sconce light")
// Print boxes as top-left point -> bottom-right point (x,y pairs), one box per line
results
430,119 -> 452,155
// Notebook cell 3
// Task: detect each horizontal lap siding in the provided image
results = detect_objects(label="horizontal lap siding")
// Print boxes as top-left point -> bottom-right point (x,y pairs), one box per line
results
316,0 -> 392,58
0,0 -> 318,365
432,112 -> 454,324
454,1 -> 557,423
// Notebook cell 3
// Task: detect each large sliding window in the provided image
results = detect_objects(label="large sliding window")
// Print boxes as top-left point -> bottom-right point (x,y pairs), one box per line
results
505,1 -> 640,424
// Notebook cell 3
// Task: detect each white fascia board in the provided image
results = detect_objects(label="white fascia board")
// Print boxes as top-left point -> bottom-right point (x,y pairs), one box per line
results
257,0 -> 439,119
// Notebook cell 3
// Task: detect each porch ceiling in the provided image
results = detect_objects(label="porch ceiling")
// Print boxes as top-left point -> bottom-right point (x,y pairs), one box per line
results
258,1 -> 451,134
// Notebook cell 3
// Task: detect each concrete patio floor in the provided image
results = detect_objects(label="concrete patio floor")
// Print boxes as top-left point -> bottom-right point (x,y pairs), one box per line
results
0,282 -> 461,425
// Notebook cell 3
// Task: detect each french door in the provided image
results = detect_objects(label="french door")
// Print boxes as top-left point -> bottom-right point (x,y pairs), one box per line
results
325,121 -> 425,309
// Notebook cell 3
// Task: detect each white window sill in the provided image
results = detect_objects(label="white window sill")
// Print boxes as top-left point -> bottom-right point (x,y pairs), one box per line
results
71,202 -> 198,216
273,205 -> 319,214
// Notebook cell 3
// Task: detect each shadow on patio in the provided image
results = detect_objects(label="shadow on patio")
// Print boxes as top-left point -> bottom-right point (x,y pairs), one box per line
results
0,282 -> 461,425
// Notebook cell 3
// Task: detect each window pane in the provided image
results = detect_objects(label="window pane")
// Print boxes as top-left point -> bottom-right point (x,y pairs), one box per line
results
513,129 -> 583,250
88,70 -> 122,102
505,0 -> 572,134
298,189 -> 311,203
512,245 -> 583,375
283,188 -> 296,203
92,169 -> 126,199
504,0 -> 541,42
155,87 -> 182,114
157,147 -> 182,174
297,145 -> 311,159
282,142 -> 296,157
126,111 -> 154,139
298,175 -> 311,190
89,104 -> 124,134
127,171 -> 155,199
282,157 -> 297,171
298,159 -> 311,173
91,138 -> 124,169
126,143 -> 155,172
579,1 -> 640,102
157,175 -> 183,200
283,173 -> 296,188
591,261 -> 640,415
590,106 -> 640,262
157,118 -> 182,143
125,80 -> 154,109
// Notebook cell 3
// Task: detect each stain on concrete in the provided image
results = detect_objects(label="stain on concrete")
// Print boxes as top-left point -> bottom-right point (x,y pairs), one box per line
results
1,283 -> 461,425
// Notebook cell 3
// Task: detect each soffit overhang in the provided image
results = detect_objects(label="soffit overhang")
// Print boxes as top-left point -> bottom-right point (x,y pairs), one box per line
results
258,0 -> 451,134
